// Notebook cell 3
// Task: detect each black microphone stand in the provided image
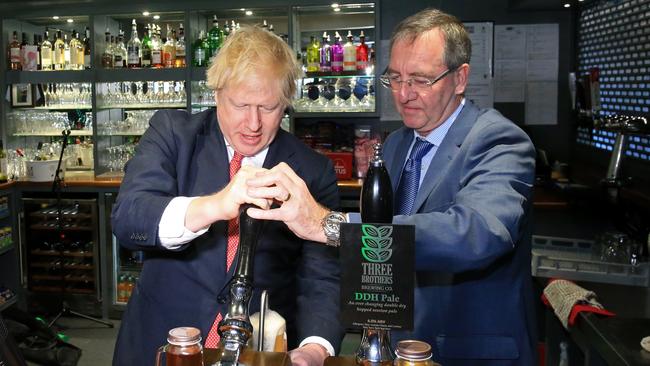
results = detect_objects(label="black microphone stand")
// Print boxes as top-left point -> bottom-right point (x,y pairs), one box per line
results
48,129 -> 113,329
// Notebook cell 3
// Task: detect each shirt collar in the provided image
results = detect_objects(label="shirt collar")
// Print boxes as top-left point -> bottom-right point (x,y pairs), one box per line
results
413,98 -> 465,146
224,138 -> 268,168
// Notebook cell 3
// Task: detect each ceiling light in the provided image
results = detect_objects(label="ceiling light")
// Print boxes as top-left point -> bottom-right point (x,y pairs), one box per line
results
240,8 -> 246,11
334,7 -> 341,12
245,10 -> 253,15
67,18 -> 74,23
52,16 -> 60,20
563,3 -> 570,7
153,15 -> 160,20
331,3 -> 339,7
142,11 -> 150,16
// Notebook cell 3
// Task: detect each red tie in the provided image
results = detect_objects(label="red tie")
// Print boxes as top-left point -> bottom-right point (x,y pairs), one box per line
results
204,151 -> 244,348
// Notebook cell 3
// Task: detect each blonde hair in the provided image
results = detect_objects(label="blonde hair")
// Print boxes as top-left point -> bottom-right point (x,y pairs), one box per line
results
206,25 -> 302,107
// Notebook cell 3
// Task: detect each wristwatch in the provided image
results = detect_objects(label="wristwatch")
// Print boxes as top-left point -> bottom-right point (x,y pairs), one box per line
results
321,211 -> 347,247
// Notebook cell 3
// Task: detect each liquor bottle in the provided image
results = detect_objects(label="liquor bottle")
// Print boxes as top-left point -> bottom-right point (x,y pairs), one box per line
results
63,33 -> 71,70
207,15 -> 223,59
83,27 -> 91,69
320,32 -> 331,72
8,31 -> 21,70
141,24 -> 152,68
36,34 -> 42,70
175,23 -> 185,68
162,24 -> 175,68
306,36 -> 320,72
331,32 -> 344,73
356,31 -> 369,71
53,31 -> 65,70
19,33 -> 28,70
261,19 -> 269,31
69,30 -> 82,70
151,25 -> 163,68
357,142 -> 395,366
127,19 -> 141,68
343,31 -> 356,71
192,30 -> 207,67
268,24 -> 275,34
100,31 -> 111,68
230,20 -> 237,34
116,31 -> 127,68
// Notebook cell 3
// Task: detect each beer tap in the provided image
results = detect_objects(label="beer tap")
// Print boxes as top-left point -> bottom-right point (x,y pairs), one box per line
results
356,143 -> 396,365
217,204 -> 264,366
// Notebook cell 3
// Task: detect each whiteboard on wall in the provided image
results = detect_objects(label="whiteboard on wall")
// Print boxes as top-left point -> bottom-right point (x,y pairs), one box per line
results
494,23 -> 559,125
464,22 -> 494,109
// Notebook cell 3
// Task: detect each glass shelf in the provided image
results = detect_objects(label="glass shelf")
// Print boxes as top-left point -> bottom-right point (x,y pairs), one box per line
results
14,130 -> 93,137
29,105 -> 92,110
96,103 -> 185,109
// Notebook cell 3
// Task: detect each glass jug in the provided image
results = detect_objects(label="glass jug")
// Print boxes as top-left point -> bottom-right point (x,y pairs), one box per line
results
155,327 -> 204,366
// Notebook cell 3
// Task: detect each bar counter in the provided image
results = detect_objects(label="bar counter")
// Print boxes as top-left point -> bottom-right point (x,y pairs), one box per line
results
544,280 -> 650,366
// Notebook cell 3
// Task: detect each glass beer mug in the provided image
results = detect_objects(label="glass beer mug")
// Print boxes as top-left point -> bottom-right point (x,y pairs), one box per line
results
156,327 -> 204,366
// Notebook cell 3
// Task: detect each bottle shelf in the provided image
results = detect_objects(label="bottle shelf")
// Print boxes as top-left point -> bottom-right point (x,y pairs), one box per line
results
304,71 -> 374,78
97,131 -> 144,136
5,70 -> 93,83
28,105 -> 92,110
14,130 -> 93,137
30,286 -> 94,294
30,249 -> 94,257
29,211 -> 92,219
95,68 -> 186,82
30,224 -> 93,231
96,103 -> 186,110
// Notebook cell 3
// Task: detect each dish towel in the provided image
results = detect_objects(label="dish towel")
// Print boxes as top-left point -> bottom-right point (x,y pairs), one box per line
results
542,279 -> 615,329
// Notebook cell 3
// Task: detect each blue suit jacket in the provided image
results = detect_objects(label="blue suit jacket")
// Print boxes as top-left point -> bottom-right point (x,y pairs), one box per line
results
111,109 -> 343,366
385,101 -> 536,365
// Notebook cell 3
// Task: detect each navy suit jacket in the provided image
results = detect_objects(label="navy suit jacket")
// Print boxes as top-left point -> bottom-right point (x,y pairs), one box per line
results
111,109 -> 343,366
385,101 -> 536,365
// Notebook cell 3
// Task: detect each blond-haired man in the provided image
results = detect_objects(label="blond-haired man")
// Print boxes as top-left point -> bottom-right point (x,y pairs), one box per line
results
112,26 -> 343,366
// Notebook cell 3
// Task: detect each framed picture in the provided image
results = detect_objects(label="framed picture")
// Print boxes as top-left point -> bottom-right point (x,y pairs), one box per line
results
11,84 -> 34,107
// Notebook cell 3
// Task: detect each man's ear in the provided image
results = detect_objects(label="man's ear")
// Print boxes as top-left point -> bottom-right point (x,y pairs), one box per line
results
454,63 -> 470,95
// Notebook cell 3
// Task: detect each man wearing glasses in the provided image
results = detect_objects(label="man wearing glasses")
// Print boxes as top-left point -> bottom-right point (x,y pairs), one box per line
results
248,8 -> 537,366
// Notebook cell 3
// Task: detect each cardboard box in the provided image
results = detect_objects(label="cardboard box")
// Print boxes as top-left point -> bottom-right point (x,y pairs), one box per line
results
324,152 -> 353,180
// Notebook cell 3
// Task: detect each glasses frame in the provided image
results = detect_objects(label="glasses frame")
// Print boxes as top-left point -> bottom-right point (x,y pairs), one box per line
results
379,67 -> 456,92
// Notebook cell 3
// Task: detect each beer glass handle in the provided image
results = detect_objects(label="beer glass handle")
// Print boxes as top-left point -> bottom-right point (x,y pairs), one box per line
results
155,344 -> 167,366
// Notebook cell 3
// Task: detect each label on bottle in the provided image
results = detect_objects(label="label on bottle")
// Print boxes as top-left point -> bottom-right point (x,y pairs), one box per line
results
152,50 -> 162,65
41,48 -> 52,69
194,49 -> 205,66
114,54 -> 123,68
22,45 -> 38,71
10,47 -> 20,63
162,51 -> 173,67
357,60 -> 368,70
127,49 -> 139,66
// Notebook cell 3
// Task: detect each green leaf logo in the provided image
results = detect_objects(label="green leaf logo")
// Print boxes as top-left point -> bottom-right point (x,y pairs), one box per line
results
360,224 -> 393,263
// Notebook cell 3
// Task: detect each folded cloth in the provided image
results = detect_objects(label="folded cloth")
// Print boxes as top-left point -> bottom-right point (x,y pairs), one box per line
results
542,279 -> 615,329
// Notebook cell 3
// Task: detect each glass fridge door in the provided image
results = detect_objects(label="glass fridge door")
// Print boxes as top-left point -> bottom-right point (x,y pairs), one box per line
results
111,233 -> 143,307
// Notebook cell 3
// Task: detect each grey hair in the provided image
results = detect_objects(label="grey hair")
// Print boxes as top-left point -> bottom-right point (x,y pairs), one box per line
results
389,8 -> 471,70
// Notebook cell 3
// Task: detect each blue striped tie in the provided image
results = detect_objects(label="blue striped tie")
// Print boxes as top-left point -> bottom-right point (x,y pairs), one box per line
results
395,138 -> 434,215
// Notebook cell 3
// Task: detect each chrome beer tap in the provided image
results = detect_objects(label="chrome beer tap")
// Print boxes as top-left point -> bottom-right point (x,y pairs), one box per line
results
217,204 -> 264,366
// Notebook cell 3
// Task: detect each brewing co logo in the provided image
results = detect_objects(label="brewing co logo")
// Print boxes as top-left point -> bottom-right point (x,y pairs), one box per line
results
360,224 -> 393,263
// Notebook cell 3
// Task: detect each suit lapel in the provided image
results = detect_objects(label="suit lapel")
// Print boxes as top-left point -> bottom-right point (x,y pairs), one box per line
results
389,129 -> 414,191
193,110 -> 230,195
411,102 -> 481,213
263,130 -> 298,171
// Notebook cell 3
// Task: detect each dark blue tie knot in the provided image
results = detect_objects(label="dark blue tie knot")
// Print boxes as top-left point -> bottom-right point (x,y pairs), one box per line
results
395,137 -> 434,215
410,138 -> 434,161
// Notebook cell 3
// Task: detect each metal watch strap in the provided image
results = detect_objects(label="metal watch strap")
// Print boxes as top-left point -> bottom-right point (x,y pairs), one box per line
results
322,211 -> 346,247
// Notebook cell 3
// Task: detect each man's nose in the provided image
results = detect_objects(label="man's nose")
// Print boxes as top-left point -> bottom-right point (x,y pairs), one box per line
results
246,106 -> 262,130
397,81 -> 416,103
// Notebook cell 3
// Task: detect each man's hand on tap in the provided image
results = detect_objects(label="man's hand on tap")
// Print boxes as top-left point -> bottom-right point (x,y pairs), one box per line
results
288,343 -> 330,366
184,165 -> 272,232
245,162 -> 329,244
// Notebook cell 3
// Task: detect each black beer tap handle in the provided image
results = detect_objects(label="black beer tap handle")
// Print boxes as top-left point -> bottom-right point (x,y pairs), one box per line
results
234,203 -> 264,280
